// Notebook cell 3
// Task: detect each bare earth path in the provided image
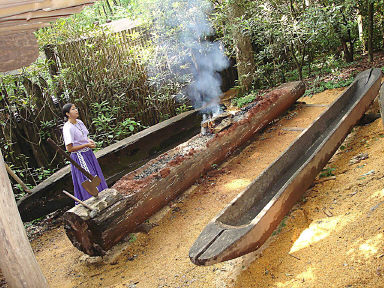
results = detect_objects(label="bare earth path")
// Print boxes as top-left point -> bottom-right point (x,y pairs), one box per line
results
14,87 -> 384,287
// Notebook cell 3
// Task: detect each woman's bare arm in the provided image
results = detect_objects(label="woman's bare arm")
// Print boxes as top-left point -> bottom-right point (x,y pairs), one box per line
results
66,141 -> 95,152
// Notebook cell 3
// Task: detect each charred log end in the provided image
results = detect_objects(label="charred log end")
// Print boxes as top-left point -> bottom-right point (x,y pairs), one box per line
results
63,188 -> 124,256
64,212 -> 105,257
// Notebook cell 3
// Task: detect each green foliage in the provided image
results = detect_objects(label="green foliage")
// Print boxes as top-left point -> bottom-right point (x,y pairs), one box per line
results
38,120 -> 56,140
24,216 -> 45,228
90,100 -> 143,147
35,168 -> 55,181
128,233 -> 137,243
210,0 -> 373,87
175,104 -> 193,114
272,216 -> 287,236
10,164 -> 57,200
319,167 -> 336,178
231,90 -> 265,108
231,93 -> 257,108
304,76 -> 354,97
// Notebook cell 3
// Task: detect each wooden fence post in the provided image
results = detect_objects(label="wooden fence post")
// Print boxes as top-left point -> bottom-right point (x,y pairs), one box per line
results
0,151 -> 48,287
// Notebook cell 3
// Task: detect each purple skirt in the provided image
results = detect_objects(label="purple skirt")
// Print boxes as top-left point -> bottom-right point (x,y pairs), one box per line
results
70,149 -> 108,202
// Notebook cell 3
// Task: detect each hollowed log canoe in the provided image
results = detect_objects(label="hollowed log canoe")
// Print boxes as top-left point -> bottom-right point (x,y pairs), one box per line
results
189,68 -> 382,266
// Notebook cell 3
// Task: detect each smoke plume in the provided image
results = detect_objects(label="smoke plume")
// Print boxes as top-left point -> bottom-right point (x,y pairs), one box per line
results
148,0 -> 229,115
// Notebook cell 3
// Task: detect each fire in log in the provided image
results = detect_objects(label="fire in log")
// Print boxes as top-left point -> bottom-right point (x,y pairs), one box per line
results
201,112 -> 234,134
63,81 -> 306,256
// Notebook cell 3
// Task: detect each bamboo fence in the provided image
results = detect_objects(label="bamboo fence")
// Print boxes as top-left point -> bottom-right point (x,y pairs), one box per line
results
0,25 -> 181,187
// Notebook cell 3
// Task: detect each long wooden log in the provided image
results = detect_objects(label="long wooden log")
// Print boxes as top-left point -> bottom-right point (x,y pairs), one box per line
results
63,81 -> 306,256
0,152 -> 48,287
18,109 -> 201,221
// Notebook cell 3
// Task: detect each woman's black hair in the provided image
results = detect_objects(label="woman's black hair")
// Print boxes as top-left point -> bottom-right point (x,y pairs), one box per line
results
62,103 -> 73,119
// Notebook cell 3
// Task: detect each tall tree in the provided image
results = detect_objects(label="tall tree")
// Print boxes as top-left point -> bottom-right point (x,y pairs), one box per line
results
227,0 -> 256,90
367,0 -> 374,62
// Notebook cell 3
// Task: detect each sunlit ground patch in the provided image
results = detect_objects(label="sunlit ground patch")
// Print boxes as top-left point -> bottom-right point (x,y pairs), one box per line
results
347,233 -> 383,259
370,189 -> 384,199
289,215 -> 352,253
224,178 -> 251,191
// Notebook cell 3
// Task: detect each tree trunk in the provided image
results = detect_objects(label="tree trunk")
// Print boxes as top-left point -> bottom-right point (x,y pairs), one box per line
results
228,0 -> 255,91
290,42 -> 304,80
382,18 -> 384,49
341,40 -> 354,62
43,44 -> 64,100
367,1 -> 374,62
0,151 -> 48,287
357,14 -> 365,51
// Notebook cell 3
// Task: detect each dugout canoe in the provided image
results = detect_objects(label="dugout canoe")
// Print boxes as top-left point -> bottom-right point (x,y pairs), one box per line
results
189,68 -> 382,266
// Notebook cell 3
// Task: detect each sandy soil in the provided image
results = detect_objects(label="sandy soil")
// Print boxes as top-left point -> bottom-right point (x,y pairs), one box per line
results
3,86 -> 384,287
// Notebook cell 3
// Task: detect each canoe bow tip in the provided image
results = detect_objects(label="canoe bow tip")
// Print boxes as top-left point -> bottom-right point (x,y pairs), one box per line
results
189,251 -> 216,266
189,240 -> 219,266
189,255 -> 206,266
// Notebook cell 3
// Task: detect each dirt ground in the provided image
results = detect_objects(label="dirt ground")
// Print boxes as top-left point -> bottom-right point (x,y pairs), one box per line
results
3,86 -> 384,287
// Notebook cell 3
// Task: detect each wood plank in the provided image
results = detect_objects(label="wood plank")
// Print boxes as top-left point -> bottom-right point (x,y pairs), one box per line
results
0,22 -> 50,33
0,30 -> 38,72
0,0 -> 95,18
0,151 -> 48,287
0,5 -> 86,21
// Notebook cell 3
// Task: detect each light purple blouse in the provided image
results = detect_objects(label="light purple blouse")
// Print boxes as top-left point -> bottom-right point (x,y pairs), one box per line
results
63,119 -> 89,147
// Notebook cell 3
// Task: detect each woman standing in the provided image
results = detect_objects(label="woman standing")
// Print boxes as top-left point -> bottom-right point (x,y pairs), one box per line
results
62,103 -> 108,202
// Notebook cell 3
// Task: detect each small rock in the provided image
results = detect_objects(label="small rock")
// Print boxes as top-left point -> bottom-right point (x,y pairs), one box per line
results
349,153 -> 369,165
79,255 -> 103,265
376,267 -> 382,276
127,281 -> 139,288
348,191 -> 357,196
127,255 -> 137,261
361,170 -> 375,177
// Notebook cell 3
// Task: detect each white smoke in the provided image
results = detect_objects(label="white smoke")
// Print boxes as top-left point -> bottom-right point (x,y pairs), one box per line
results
148,0 -> 229,116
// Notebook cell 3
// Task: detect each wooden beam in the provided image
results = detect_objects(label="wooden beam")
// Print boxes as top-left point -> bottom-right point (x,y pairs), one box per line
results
0,151 -> 48,287
5,163 -> 32,194
0,21 -> 50,33
0,0 -> 95,18
0,5 -> 87,21
0,30 -> 39,72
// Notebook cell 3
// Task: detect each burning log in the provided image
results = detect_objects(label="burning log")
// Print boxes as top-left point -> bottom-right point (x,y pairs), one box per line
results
201,112 -> 234,134
63,81 -> 305,256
